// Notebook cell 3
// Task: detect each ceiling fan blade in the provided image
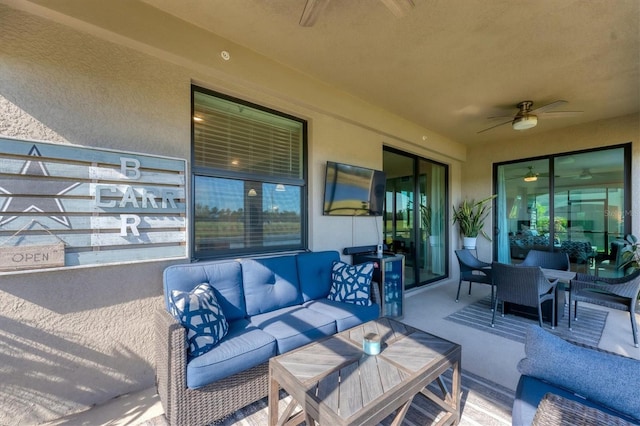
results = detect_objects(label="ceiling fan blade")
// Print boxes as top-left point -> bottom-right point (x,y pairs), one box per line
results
477,119 -> 513,134
530,100 -> 567,114
300,0 -> 331,27
539,111 -> 584,118
486,115 -> 516,120
380,0 -> 415,18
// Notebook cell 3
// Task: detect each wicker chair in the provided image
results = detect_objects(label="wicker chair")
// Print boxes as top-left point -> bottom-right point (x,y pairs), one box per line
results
454,249 -> 493,306
569,269 -> 640,347
491,262 -> 558,329
533,393 -> 636,426
518,249 -> 570,271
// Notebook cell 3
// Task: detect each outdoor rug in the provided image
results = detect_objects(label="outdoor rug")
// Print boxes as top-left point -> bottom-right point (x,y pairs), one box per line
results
142,370 -> 514,426
445,295 -> 608,347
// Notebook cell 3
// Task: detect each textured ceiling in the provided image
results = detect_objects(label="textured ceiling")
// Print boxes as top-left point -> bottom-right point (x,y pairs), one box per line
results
139,0 -> 639,146
10,0 -> 640,147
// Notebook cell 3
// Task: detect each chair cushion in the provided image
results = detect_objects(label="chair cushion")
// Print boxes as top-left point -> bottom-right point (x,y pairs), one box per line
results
169,283 -> 229,358
296,250 -> 341,302
327,261 -> 374,306
249,306 -> 337,354
303,298 -> 379,331
517,325 -> 640,420
186,319 -> 276,388
513,375 -> 639,426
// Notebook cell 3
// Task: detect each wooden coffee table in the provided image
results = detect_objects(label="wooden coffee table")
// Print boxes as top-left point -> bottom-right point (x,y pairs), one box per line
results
268,318 -> 461,425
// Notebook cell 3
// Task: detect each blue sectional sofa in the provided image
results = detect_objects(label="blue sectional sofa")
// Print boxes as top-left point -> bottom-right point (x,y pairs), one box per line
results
154,250 -> 380,426
513,326 -> 640,425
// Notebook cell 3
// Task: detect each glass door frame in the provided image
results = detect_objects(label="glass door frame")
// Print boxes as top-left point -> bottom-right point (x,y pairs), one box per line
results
492,143 -> 632,268
383,146 -> 449,289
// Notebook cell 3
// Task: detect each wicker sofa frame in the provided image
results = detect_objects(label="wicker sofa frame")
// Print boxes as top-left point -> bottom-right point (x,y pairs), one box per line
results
155,308 -> 270,426
155,276 -> 381,426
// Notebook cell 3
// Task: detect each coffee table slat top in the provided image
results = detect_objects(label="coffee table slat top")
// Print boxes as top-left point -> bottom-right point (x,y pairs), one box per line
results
276,336 -> 363,383
269,317 -> 461,425
359,355 -> 385,405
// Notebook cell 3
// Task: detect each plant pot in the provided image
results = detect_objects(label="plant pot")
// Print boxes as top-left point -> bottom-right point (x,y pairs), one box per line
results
463,237 -> 477,250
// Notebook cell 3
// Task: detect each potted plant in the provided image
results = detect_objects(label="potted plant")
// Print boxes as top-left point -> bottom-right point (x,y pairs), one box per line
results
452,195 -> 496,249
620,234 -> 639,274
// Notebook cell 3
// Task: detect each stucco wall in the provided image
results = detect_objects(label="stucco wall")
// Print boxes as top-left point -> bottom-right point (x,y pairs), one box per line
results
0,4 -> 465,424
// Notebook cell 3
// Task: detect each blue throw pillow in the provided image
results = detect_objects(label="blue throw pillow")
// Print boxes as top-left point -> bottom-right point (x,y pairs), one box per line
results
169,283 -> 229,358
518,325 -> 640,420
327,261 -> 374,306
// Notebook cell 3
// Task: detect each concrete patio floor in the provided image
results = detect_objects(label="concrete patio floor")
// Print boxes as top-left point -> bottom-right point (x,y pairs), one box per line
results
42,277 -> 640,425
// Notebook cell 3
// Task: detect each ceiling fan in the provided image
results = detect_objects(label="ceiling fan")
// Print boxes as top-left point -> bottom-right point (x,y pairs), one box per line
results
477,100 -> 583,134
506,166 -> 551,182
300,0 -> 415,26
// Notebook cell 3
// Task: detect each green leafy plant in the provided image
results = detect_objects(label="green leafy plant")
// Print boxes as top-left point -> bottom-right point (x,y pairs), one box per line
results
620,234 -> 639,273
420,203 -> 432,237
452,195 -> 496,240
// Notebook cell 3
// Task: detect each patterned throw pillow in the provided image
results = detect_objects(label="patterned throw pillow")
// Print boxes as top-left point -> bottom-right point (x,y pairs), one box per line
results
169,283 -> 229,358
327,261 -> 374,306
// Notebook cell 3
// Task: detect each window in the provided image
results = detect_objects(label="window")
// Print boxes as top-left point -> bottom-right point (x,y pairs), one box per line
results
191,86 -> 307,259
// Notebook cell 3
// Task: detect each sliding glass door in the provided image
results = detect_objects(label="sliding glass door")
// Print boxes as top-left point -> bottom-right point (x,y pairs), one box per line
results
495,145 -> 630,275
383,148 -> 448,289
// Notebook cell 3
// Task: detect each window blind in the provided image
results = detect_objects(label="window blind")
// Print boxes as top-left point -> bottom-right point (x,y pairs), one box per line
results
193,92 -> 303,180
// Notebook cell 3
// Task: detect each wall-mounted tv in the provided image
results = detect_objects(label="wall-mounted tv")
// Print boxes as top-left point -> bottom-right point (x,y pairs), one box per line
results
323,161 -> 386,216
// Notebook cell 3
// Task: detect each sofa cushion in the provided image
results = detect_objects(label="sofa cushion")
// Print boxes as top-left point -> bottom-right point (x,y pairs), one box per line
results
517,326 -> 640,420
242,256 -> 302,316
296,250 -> 341,302
327,261 -> 374,306
163,260 -> 246,321
186,319 -> 276,389
249,305 -> 337,354
303,298 -> 379,331
169,283 -> 229,358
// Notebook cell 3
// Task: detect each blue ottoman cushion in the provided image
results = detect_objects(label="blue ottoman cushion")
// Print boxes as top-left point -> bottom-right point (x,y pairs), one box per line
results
512,375 -> 639,425
518,326 -> 640,420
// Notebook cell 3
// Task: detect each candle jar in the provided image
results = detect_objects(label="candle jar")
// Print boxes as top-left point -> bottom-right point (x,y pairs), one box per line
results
363,332 -> 381,355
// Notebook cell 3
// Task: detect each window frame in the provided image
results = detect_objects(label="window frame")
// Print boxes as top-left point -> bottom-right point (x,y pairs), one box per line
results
190,85 -> 308,260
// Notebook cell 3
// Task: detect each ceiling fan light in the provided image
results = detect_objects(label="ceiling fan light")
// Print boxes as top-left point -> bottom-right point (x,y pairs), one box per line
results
523,166 -> 538,182
579,169 -> 593,180
512,114 -> 538,130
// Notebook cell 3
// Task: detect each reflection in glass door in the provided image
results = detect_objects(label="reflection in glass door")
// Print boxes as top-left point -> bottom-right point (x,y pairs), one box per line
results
495,145 -> 628,276
554,150 -> 626,275
383,148 -> 447,289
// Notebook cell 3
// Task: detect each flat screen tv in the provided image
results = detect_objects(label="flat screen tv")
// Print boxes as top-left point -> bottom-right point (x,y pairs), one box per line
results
323,161 -> 386,216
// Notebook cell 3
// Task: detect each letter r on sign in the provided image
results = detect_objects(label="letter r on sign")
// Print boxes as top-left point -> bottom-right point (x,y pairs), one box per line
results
120,214 -> 141,236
